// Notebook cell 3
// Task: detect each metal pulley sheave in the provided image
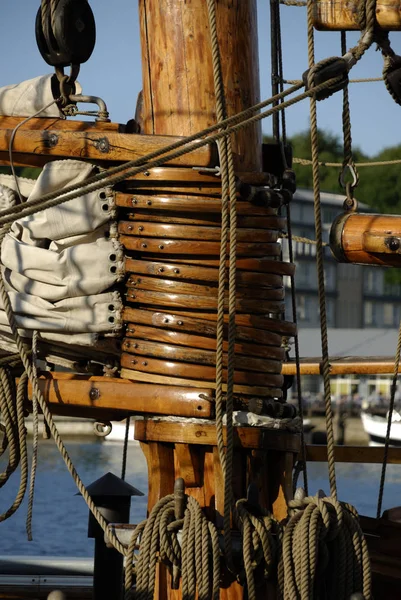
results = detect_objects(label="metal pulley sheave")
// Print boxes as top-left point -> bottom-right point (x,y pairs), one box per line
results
35,0 -> 96,67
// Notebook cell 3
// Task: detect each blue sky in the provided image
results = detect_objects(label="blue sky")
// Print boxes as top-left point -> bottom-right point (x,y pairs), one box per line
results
0,1 -> 400,156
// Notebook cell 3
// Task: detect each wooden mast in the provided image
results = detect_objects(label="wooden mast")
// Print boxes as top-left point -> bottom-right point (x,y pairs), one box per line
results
138,0 -> 262,171
134,2 -> 299,598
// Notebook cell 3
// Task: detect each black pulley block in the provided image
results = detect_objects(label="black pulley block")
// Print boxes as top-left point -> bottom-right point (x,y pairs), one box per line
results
35,0 -> 96,67
302,57 -> 348,101
384,56 -> 401,106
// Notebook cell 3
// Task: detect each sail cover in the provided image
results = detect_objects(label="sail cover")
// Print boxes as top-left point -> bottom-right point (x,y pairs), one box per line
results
0,160 -> 123,360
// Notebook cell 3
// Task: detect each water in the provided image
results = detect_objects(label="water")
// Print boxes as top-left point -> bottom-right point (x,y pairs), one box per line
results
0,440 -> 400,557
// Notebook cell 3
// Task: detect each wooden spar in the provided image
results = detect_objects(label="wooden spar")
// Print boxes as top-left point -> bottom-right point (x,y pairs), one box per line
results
330,213 -> 401,267
0,116 -> 217,168
282,356 -> 401,375
313,0 -> 401,30
23,373 -> 214,419
305,445 -> 401,464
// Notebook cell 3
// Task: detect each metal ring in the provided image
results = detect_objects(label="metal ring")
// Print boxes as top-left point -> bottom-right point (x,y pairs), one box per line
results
93,421 -> 112,437
339,163 -> 358,189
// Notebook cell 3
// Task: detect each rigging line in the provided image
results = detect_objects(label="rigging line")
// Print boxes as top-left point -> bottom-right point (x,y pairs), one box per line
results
294,157 -> 401,167
376,318 -> 401,518
206,0 -> 236,571
286,204 -> 308,495
26,331 -> 39,541
121,416 -> 130,481
284,77 -> 383,84
281,232 -> 327,246
270,0 -> 281,141
307,0 -> 337,498
8,99 -> 59,204
0,77 -> 343,228
276,0 -> 287,142
340,30 -> 359,197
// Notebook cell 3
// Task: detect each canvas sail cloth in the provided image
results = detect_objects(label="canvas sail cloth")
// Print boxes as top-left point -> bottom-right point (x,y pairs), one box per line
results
0,161 -> 123,357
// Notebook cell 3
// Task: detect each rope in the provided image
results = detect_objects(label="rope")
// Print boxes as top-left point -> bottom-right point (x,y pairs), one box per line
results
278,494 -> 371,599
0,370 -> 28,522
286,204 -> 308,495
285,77 -> 383,84
26,331 -> 39,541
307,0 -> 337,498
124,494 -> 220,600
376,318 -> 401,518
121,416 -> 130,481
206,0 -> 237,570
280,0 -> 307,5
0,76 -> 353,230
340,31 -> 359,199
281,231 -> 327,247
294,156 -> 401,167
0,230 -> 126,556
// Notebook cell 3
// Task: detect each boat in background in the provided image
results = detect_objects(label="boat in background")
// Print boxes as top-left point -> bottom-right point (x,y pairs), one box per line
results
361,410 -> 401,446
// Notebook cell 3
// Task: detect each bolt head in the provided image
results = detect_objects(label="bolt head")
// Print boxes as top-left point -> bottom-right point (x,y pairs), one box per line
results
389,237 -> 400,251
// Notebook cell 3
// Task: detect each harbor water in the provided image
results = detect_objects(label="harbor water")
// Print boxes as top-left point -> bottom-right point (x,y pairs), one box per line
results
0,439 -> 400,557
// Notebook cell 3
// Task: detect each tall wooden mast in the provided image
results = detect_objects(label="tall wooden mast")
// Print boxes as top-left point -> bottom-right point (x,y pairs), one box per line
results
134,2 -> 300,598
138,0 -> 262,171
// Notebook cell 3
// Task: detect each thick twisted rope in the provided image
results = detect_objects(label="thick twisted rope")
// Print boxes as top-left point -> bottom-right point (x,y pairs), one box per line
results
307,0 -> 337,499
0,371 -> 28,522
286,204 -> 309,495
278,494 -> 371,599
206,0 -> 237,570
124,494 -> 220,600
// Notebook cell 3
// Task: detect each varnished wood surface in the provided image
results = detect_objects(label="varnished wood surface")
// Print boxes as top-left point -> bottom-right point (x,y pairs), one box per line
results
166,310 -> 297,335
121,352 -> 284,388
124,258 -> 284,287
116,193 -> 277,215
123,308 -> 285,346
305,444 -> 401,464
126,212 -> 285,229
126,288 -> 285,313
25,372 -> 213,418
135,420 -> 301,451
313,0 -> 401,31
0,117 -> 216,167
282,356 -> 401,375
125,324 -> 285,359
121,235 -> 281,256
121,368 -> 283,397
139,0 -> 261,170
119,221 -> 279,242
157,256 -> 295,275
126,275 -> 284,300
122,338 -> 282,372
331,213 -> 401,266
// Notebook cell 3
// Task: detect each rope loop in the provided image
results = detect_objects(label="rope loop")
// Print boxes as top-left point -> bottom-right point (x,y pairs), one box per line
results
280,492 -> 371,599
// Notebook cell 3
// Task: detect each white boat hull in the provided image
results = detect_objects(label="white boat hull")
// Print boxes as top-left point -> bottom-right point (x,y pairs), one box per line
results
361,411 -> 401,446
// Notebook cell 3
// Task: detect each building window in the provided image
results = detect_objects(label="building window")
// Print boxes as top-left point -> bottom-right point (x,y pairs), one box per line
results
364,301 -> 380,326
383,303 -> 394,326
297,295 -> 309,321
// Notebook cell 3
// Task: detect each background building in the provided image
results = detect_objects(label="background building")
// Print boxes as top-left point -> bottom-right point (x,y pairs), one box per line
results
283,189 -> 401,401
283,189 -> 401,329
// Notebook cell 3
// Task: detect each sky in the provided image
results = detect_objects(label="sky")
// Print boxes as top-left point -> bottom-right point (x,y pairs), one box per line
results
0,1 -> 400,157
